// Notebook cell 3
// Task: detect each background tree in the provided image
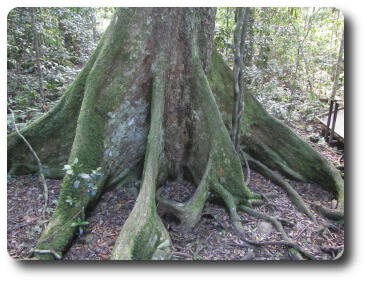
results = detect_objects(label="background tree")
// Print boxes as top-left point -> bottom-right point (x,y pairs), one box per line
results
215,7 -> 344,124
231,7 -> 249,152
7,7 -> 113,130
330,29 -> 344,101
30,8 -> 45,104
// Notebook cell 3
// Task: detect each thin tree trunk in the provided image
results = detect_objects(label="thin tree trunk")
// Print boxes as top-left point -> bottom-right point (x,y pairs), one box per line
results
330,29 -> 344,101
30,7 -> 44,103
89,8 -> 99,43
231,8 -> 249,152
290,8 -> 315,94
245,8 -> 254,68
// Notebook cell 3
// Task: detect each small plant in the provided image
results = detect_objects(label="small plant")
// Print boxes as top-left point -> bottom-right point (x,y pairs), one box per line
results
77,167 -> 103,197
61,159 -> 103,237
63,158 -> 103,204
63,157 -> 79,175
65,195 -> 77,206
71,218 -> 89,235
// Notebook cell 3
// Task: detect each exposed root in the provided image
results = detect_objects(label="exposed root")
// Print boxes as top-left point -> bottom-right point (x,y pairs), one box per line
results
212,181 -> 241,223
211,180 -> 259,249
239,205 -> 316,260
242,151 -> 251,186
110,58 -> 171,260
204,185 -> 312,259
33,206 -> 89,259
334,247 -> 344,260
247,198 -> 265,207
242,151 -> 315,220
320,245 -> 344,260
157,157 -> 212,230
312,203 -> 344,221
30,249 -> 62,260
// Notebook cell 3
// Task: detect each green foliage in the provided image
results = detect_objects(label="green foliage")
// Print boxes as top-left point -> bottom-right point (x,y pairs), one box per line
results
7,7 -> 113,131
214,8 -> 236,63
215,7 -> 344,124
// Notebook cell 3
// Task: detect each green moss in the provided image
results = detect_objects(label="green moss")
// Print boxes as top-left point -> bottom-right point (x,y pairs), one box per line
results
110,57 -> 171,260
208,47 -> 343,208
131,221 -> 160,259
192,56 -> 255,200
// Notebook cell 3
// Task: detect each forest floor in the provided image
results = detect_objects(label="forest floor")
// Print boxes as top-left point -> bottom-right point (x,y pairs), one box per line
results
7,122 -> 344,261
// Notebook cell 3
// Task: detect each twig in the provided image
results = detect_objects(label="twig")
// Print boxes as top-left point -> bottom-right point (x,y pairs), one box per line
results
294,223 -> 311,240
9,108 -> 49,224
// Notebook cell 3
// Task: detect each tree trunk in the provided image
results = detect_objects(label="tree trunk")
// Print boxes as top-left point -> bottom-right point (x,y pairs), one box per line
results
7,8 -> 344,260
331,29 -> 344,101
30,7 -> 44,103
231,8 -> 249,152
89,8 -> 99,44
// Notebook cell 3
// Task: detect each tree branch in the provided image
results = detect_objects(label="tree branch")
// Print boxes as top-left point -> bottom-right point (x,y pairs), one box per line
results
9,108 -> 49,223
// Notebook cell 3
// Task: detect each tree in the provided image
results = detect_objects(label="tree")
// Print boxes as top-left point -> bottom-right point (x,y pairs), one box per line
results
7,8 -> 344,260
30,8 -> 45,103
89,8 -> 99,44
330,28 -> 344,101
231,8 -> 249,152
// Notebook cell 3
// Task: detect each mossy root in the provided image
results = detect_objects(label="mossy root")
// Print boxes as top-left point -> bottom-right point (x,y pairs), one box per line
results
110,58 -> 171,260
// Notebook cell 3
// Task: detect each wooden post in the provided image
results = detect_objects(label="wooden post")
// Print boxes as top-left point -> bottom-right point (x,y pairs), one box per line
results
329,102 -> 339,145
325,99 -> 335,139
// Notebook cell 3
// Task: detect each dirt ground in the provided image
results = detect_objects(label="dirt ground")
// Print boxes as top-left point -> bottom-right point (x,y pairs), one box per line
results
7,124 -> 344,261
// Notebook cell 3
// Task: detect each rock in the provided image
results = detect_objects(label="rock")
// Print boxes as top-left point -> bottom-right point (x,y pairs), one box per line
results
331,199 -> 338,209
257,221 -> 274,234
242,251 -> 255,260
85,234 -> 95,245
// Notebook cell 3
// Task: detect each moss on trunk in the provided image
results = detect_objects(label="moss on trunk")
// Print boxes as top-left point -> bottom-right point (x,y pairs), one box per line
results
110,57 -> 171,260
208,49 -> 344,215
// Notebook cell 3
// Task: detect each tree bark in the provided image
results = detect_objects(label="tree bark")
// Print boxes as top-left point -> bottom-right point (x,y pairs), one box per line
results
30,7 -> 44,103
89,8 -> 99,43
7,8 -> 344,260
330,29 -> 344,101
231,8 -> 249,152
